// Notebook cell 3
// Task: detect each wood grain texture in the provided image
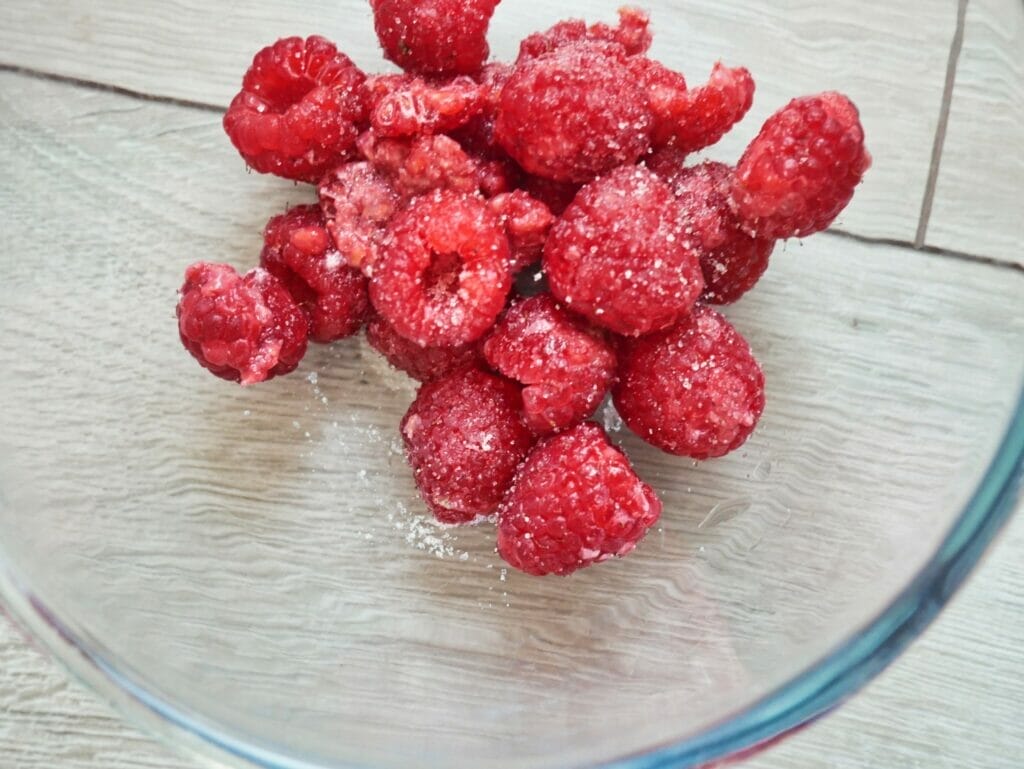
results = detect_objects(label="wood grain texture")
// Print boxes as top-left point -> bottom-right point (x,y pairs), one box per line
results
925,0 -> 1024,265
0,0 -> 960,243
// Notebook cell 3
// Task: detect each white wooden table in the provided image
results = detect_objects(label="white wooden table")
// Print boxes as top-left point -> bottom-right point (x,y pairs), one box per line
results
0,0 -> 1021,766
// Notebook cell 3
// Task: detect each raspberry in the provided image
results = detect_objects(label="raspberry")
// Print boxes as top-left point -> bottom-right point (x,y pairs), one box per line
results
518,7 -> 653,61
371,0 -> 501,76
259,205 -> 371,343
401,368 -> 533,523
641,61 -> 754,152
177,263 -> 309,385
370,190 -> 512,347
370,76 -> 484,138
486,191 -> 555,274
543,165 -> 704,336
222,36 -> 368,183
613,305 -> 765,459
358,131 -> 510,199
317,162 -> 401,277
496,422 -> 661,576
652,159 -> 775,304
483,295 -> 615,434
366,314 -> 482,383
495,44 -> 653,183
731,92 -> 871,239
520,175 -> 582,216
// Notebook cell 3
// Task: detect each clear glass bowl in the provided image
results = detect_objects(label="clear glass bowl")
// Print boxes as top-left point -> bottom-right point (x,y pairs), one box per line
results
1,1 -> 1022,768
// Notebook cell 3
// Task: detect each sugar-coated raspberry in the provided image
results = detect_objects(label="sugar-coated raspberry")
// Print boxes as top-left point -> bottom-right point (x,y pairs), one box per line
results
366,314 -> 482,383
614,305 -> 765,459
370,190 -> 512,347
401,368 -> 533,523
643,61 -> 754,152
520,175 -> 582,216
371,76 -> 484,138
543,165 -> 704,336
651,159 -> 775,304
222,36 -> 368,183
483,295 -> 615,434
495,44 -> 653,183
371,0 -> 501,76
259,205 -> 371,343
177,263 -> 309,385
518,7 -> 652,61
487,191 -> 555,274
496,422 -> 661,576
731,92 -> 871,239
317,162 -> 401,277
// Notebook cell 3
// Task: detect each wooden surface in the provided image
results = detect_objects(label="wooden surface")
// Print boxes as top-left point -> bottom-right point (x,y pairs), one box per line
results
0,0 -> 1023,767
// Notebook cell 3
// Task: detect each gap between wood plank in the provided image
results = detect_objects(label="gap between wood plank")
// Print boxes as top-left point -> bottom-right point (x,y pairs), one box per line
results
915,0 -> 969,248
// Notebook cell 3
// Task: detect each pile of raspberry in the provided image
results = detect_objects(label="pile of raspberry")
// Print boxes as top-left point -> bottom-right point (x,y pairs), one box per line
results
177,1 -> 870,576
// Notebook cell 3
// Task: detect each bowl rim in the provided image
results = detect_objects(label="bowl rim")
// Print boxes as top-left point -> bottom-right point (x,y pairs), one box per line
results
0,384 -> 1021,769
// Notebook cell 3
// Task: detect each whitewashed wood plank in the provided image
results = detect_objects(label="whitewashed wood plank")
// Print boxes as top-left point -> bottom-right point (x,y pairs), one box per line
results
0,0 -> 959,243
926,0 -> 1024,266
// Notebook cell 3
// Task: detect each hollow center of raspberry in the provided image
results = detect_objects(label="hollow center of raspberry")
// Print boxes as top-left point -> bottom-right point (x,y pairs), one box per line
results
423,251 -> 464,299
262,77 -> 318,113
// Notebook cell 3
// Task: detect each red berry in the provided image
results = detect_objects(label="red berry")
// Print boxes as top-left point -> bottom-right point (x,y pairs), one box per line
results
259,205 -> 371,343
483,295 -> 616,434
731,92 -> 871,239
486,191 -> 555,274
543,165 -> 704,336
371,0 -> 501,76
366,314 -> 482,383
520,175 -> 582,216
317,162 -> 401,277
370,190 -> 512,347
495,44 -> 653,183
222,36 -> 368,183
518,7 -> 652,61
496,422 -> 661,576
613,305 -> 765,459
651,159 -> 775,304
370,75 -> 484,138
628,57 -> 689,148
401,368 -> 533,523
177,263 -> 309,385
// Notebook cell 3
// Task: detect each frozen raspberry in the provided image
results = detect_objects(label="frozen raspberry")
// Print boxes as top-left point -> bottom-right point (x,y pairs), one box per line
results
543,165 -> 704,336
518,7 -> 652,61
614,305 -> 765,459
641,61 -> 754,152
731,92 -> 871,239
487,192 -> 555,274
495,44 -> 653,183
370,190 -> 512,347
259,205 -> 371,343
520,175 -> 582,216
371,0 -> 501,76
318,162 -> 401,277
358,131 -> 511,199
652,159 -> 775,304
177,263 -> 309,385
371,76 -> 484,138
497,422 -> 661,576
483,295 -> 615,434
401,368 -> 533,523
366,314 -> 482,383
222,36 -> 368,183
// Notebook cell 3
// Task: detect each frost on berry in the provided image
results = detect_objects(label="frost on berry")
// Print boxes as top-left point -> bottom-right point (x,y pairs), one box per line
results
613,305 -> 765,459
483,294 -> 616,434
495,43 -> 653,183
401,368 -> 534,523
366,314 -> 483,383
371,0 -> 501,76
222,36 -> 368,183
496,422 -> 662,576
370,190 -> 512,347
731,91 -> 871,239
177,263 -> 309,385
518,7 -> 653,61
486,191 -> 555,274
371,76 -> 484,138
317,162 -> 401,277
543,165 -> 704,336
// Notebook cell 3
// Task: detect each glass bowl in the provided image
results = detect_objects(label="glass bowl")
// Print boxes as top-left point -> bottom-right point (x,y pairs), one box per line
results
1,1 -> 1022,768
